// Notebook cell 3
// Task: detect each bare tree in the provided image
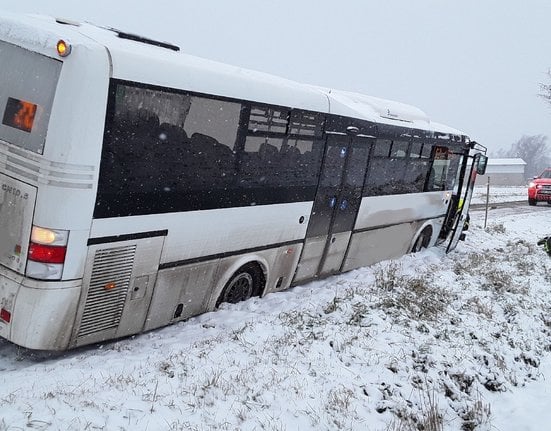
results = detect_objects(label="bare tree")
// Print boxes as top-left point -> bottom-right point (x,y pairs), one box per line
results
502,135 -> 550,178
541,70 -> 551,105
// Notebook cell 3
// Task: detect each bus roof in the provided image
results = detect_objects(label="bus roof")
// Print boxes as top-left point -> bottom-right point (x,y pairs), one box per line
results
0,11 -> 469,139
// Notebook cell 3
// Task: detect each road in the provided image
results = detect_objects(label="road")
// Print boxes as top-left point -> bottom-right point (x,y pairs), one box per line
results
466,200 -> 551,237
470,200 -> 551,216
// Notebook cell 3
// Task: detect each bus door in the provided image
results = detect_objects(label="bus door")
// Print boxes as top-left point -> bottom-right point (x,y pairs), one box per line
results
446,152 -> 485,253
293,134 -> 370,283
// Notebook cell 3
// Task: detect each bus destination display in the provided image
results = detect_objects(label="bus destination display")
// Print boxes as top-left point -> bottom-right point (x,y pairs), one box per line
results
2,97 -> 37,133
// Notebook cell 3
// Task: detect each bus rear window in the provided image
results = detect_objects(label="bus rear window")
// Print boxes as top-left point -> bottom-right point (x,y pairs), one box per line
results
0,40 -> 61,154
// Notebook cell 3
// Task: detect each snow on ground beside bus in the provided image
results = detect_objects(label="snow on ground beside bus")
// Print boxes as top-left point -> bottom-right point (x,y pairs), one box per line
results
471,185 -> 527,205
1,204 -> 551,430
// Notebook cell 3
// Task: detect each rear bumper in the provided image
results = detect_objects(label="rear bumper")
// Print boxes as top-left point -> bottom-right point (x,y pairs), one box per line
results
0,264 -> 81,350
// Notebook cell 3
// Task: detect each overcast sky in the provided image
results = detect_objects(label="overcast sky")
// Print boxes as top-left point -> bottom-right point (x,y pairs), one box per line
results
3,0 -> 550,153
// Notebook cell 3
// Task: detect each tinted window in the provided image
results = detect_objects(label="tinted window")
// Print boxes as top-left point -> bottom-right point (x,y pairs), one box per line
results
372,139 -> 391,157
239,136 -> 323,201
410,142 -> 423,158
364,139 -> 433,196
390,140 -> 408,158
404,159 -> 431,192
289,110 -> 324,137
249,106 -> 289,134
421,143 -> 432,158
95,82 -> 324,218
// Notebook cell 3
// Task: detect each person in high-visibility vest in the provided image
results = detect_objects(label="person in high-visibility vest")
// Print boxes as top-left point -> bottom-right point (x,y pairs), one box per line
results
457,197 -> 470,231
537,236 -> 551,256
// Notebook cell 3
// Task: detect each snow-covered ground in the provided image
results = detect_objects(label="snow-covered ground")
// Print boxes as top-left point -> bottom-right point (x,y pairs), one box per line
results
471,185 -> 526,205
1,200 -> 550,431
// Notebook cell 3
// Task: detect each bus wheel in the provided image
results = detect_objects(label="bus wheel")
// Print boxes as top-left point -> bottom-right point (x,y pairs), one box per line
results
528,198 -> 536,206
216,263 -> 263,307
412,227 -> 432,253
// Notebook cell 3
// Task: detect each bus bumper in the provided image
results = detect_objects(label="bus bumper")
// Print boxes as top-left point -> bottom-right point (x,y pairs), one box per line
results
0,265 -> 81,350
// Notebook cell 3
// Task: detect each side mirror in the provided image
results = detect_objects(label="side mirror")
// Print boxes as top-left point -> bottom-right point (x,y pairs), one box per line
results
476,154 -> 488,175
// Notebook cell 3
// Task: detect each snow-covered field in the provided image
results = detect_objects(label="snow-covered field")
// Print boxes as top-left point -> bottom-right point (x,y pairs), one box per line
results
471,185 -> 526,205
1,199 -> 550,431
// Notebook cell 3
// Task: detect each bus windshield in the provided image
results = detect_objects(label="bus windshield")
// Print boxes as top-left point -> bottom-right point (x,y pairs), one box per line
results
0,40 -> 61,154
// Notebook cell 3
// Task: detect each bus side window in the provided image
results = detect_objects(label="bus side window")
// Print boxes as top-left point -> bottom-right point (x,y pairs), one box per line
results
157,122 -> 188,147
189,132 -> 235,181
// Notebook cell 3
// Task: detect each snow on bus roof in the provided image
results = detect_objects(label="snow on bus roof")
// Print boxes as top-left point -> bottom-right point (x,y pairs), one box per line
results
0,11 -> 468,139
0,12 -> 74,52
428,121 -> 467,138
318,88 -> 468,137
325,89 -> 430,124
76,21 -> 332,114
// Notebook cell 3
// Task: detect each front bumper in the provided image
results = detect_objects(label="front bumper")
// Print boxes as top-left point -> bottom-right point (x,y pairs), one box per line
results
535,192 -> 551,200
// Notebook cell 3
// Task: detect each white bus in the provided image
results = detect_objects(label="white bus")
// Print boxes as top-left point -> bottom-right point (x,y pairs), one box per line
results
0,12 -> 487,350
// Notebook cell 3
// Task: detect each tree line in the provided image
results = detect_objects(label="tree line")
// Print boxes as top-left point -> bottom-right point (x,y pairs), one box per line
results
493,135 -> 549,178
490,71 -> 551,179
541,70 -> 551,106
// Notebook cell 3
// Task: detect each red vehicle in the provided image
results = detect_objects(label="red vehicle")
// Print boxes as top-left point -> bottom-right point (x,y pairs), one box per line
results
528,168 -> 551,205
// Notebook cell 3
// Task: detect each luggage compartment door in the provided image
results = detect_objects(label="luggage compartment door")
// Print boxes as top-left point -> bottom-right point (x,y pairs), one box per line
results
72,234 -> 165,347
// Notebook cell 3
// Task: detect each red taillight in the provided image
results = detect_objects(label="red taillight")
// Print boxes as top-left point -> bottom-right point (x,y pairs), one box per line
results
0,308 -> 11,323
28,242 -> 67,264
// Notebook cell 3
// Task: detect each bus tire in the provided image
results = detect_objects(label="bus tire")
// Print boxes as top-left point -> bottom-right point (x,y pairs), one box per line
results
216,263 -> 264,308
528,198 -> 536,206
411,226 -> 432,253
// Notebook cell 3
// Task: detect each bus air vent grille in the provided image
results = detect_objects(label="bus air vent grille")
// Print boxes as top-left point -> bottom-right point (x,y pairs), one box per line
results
78,245 -> 137,338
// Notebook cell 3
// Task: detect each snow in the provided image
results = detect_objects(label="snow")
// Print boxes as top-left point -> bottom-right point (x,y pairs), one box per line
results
489,354 -> 551,431
0,13 -> 59,51
1,191 -> 550,430
471,185 -> 526,204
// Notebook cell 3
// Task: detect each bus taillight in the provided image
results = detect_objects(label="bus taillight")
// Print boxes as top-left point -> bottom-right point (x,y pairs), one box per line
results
26,226 -> 69,280
0,308 -> 11,323
28,243 -> 67,264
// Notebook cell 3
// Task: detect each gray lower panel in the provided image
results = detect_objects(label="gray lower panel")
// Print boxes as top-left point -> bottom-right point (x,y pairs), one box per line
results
342,224 -> 416,272
293,236 -> 326,283
293,231 -> 352,283
320,231 -> 351,275
145,243 -> 303,331
144,260 -> 219,331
